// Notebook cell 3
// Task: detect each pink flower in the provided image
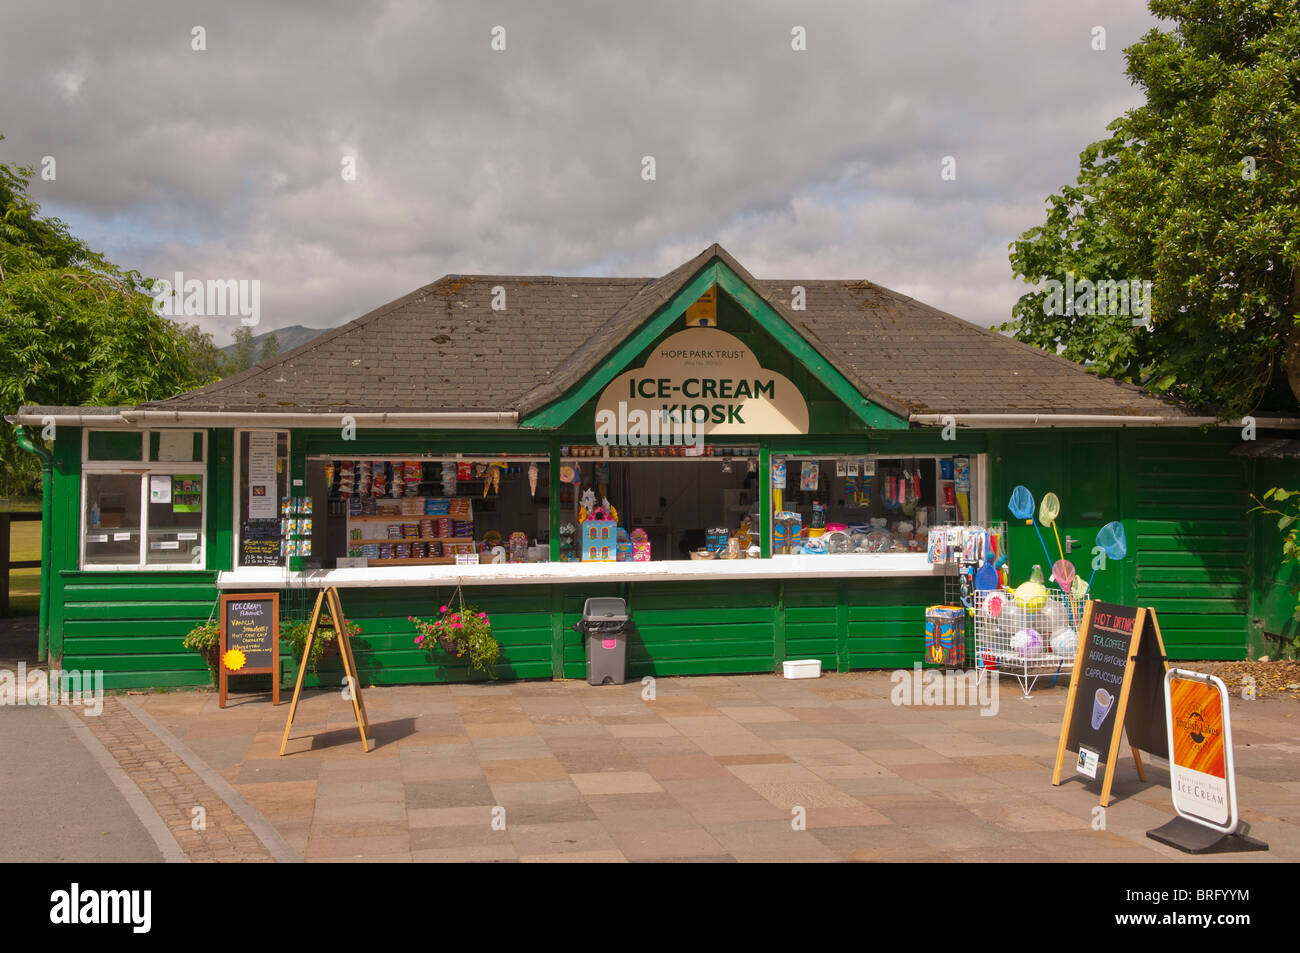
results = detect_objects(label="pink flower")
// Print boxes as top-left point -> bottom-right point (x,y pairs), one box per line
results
440,605 -> 448,612
478,613 -> 486,620
415,635 -> 424,643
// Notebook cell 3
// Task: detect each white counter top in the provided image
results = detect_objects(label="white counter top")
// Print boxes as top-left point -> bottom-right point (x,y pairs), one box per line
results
216,553 -> 943,589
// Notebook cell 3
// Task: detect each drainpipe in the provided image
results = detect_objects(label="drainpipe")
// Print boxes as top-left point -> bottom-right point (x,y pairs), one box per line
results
13,425 -> 53,660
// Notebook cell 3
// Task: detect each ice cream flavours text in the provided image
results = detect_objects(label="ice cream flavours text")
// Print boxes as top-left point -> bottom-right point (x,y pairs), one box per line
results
627,378 -> 776,400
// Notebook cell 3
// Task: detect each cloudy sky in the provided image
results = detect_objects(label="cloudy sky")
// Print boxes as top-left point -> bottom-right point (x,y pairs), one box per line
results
4,0 -> 1160,345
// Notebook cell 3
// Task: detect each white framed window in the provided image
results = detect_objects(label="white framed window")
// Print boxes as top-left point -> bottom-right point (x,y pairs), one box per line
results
80,430 -> 207,570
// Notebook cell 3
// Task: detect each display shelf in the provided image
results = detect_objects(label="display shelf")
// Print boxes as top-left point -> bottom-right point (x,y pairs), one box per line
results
362,556 -> 460,566
348,536 -> 475,545
344,514 -> 473,521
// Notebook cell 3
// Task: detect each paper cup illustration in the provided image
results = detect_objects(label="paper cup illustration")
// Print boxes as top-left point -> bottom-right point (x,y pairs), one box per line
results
1091,688 -> 1115,730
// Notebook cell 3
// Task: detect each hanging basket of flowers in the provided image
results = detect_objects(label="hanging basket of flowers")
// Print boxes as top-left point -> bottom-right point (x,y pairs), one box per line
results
410,586 -> 500,677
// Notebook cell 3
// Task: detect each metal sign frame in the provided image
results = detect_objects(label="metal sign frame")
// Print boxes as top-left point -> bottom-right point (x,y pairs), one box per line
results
1163,668 -> 1238,835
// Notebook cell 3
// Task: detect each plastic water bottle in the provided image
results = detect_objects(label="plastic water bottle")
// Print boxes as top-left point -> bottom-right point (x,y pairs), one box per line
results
90,501 -> 101,528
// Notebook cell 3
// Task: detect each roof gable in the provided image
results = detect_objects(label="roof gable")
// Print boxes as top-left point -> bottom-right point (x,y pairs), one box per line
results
518,244 -> 909,430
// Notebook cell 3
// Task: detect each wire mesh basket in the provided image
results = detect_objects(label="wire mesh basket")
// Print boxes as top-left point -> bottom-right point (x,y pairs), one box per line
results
973,588 -> 1086,696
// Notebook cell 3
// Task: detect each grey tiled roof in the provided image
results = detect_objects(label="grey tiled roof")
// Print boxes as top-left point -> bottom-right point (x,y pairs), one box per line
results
142,244 -> 1190,420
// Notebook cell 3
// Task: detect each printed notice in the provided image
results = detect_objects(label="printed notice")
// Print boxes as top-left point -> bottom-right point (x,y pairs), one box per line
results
247,431 -> 278,519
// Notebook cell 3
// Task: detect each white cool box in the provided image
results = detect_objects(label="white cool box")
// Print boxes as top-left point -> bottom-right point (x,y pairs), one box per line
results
783,659 -> 822,679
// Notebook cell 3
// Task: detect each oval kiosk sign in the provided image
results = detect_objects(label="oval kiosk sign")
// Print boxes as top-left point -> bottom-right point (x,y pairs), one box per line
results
596,327 -> 809,436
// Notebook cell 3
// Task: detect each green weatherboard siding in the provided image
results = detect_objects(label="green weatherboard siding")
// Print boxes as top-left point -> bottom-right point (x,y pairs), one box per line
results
41,418 -> 1269,687
43,424 -> 1264,690
1129,434 -> 1252,660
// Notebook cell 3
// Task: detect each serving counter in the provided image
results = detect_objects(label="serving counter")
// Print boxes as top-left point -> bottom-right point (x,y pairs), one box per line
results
216,553 -> 942,589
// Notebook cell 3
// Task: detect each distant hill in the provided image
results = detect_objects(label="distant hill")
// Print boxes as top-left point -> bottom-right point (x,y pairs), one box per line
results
220,325 -> 329,357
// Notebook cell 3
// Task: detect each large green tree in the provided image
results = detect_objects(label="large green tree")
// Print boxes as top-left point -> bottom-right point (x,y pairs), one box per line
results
0,146 -> 219,495
1006,0 -> 1300,416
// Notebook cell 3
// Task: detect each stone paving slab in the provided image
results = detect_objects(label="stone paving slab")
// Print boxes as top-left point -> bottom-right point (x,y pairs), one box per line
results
124,671 -> 1300,863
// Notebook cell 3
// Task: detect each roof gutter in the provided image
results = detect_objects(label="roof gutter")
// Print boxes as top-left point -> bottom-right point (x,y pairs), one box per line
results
8,410 -> 519,429
909,413 -> 1300,429
5,412 -> 131,427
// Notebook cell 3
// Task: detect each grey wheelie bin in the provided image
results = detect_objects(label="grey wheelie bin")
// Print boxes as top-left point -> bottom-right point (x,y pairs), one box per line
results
573,597 -> 630,685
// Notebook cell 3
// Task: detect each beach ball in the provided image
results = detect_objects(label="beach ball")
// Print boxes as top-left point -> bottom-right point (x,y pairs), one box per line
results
1039,600 -> 1066,637
1051,628 -> 1078,657
1013,565 -> 1049,611
997,602 -> 1026,640
1011,628 -> 1043,655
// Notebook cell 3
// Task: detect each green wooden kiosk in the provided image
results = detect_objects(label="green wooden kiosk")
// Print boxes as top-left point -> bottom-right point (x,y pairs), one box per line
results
9,245 -> 1296,690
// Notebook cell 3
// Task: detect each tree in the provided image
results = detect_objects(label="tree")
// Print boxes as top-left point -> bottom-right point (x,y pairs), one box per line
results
223,324 -> 258,376
0,144 -> 217,495
180,323 -> 225,383
259,331 -> 280,363
1006,0 -> 1300,417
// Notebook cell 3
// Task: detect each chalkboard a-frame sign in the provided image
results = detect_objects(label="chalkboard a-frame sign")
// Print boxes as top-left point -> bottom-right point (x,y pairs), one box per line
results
1052,601 -> 1169,806
219,592 -> 281,709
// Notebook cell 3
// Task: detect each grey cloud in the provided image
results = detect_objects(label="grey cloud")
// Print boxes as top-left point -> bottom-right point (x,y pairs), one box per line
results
1,0 -> 1158,342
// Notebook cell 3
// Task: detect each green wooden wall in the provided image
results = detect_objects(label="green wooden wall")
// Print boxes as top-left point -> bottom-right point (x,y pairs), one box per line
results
1126,432 -> 1253,659
38,422 -> 1273,690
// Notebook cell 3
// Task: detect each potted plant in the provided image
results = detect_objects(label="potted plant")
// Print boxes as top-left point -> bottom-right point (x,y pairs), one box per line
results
182,620 -> 221,679
282,617 -> 360,673
410,603 -> 500,677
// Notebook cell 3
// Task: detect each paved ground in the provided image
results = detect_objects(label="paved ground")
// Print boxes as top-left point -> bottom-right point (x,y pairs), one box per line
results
73,697 -> 278,862
0,704 -> 162,862
109,671 -> 1298,863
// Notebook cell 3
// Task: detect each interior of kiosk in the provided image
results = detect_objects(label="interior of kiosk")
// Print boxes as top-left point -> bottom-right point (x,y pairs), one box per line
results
278,451 -> 977,568
769,453 -> 975,556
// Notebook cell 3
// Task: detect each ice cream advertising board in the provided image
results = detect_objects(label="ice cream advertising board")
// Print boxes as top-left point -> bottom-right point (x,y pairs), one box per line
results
1164,669 -> 1236,832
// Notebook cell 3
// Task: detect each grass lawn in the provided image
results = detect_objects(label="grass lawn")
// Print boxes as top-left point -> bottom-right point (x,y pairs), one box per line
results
3,503 -> 42,616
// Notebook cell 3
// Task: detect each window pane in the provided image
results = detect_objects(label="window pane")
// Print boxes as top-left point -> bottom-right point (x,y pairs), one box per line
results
84,474 -> 142,565
87,431 -> 142,461
146,474 -> 204,565
150,430 -> 204,462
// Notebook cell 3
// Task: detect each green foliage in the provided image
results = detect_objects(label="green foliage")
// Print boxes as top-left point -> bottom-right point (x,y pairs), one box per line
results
182,621 -> 221,678
1006,0 -> 1300,417
182,620 -> 220,655
225,324 -> 258,376
259,332 -> 280,363
281,618 -> 359,674
410,605 -> 501,677
1250,486 -> 1300,625
0,142 -> 221,494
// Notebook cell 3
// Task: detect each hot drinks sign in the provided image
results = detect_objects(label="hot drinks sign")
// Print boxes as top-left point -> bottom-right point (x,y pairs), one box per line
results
595,327 -> 809,440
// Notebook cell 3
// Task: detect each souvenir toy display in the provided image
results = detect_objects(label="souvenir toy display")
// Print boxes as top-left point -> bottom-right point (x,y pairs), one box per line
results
924,605 -> 966,666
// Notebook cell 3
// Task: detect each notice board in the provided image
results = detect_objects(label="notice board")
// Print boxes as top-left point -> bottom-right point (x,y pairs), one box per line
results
219,592 -> 280,708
